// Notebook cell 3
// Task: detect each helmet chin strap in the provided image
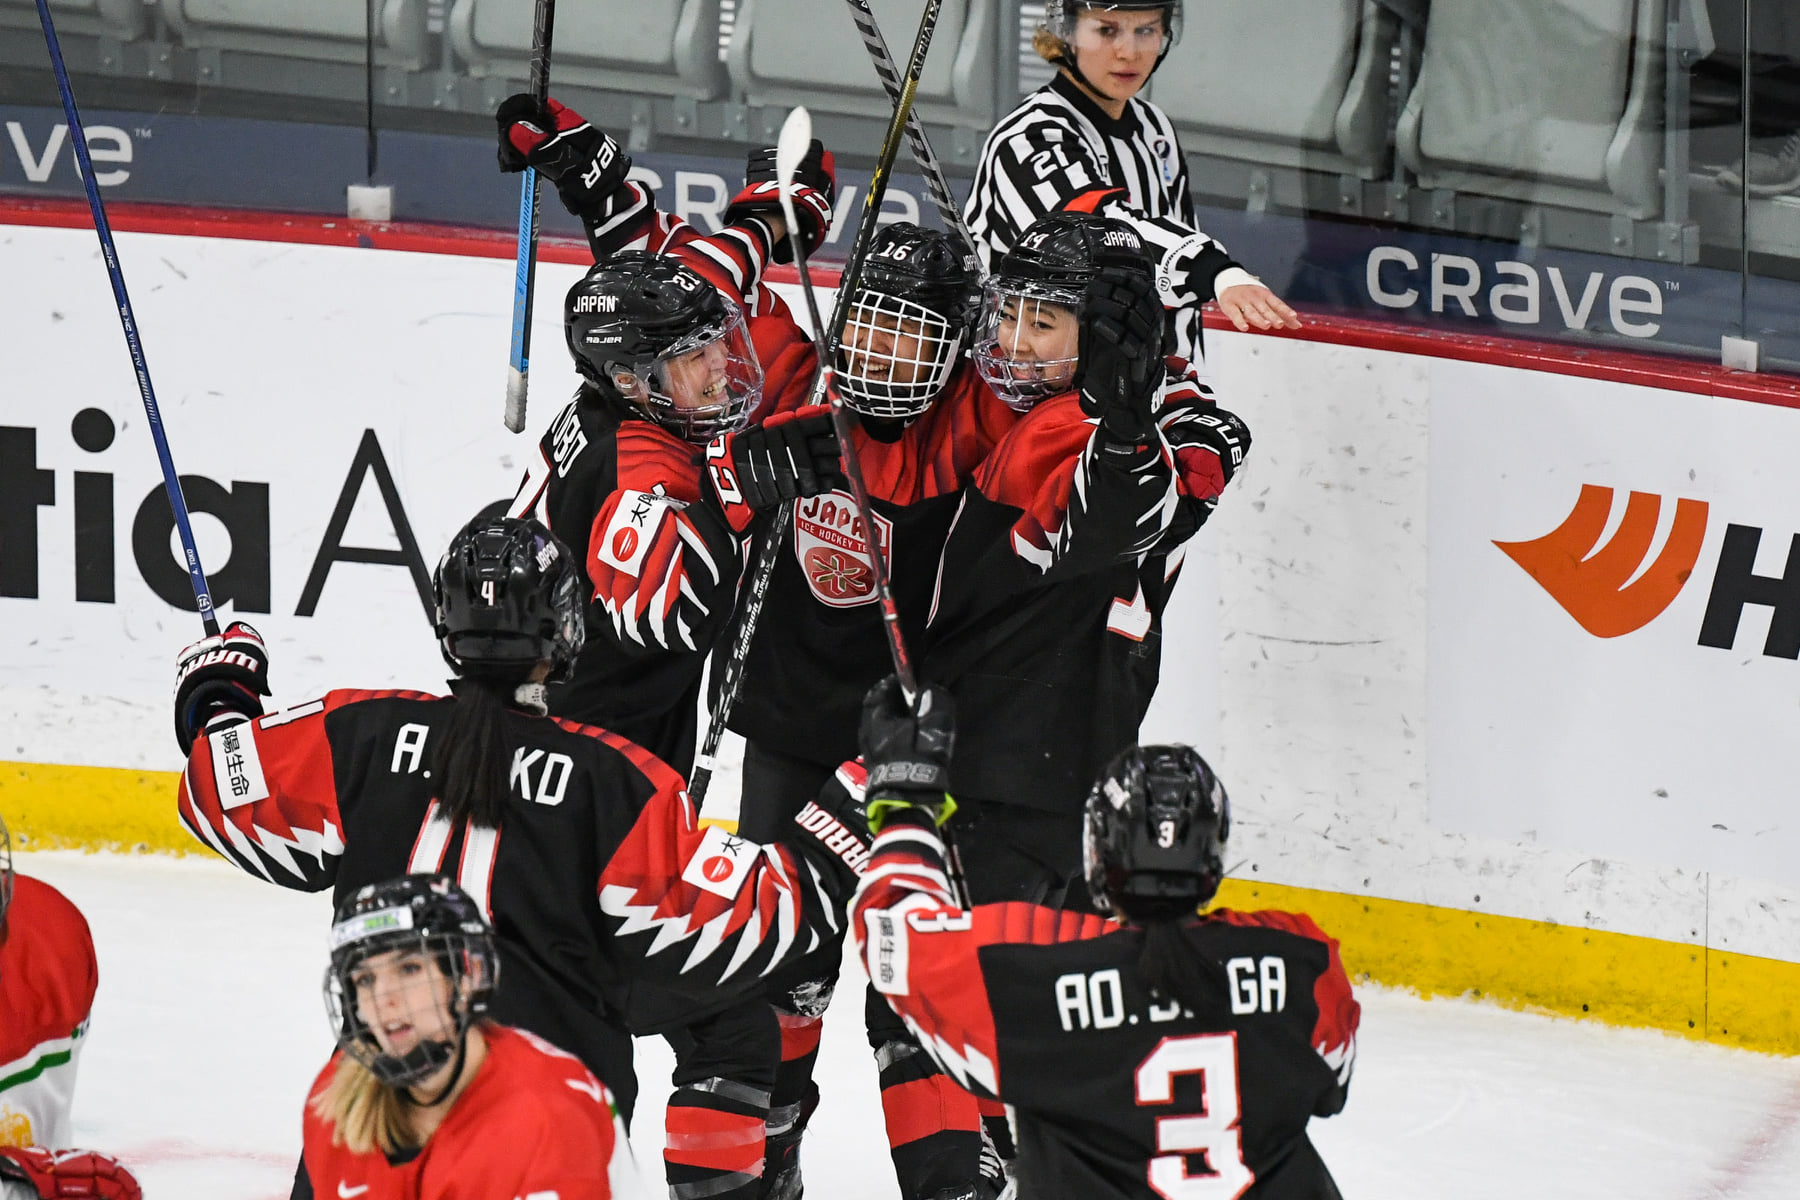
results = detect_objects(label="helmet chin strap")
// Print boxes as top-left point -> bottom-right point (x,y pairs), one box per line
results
401,1029 -> 470,1110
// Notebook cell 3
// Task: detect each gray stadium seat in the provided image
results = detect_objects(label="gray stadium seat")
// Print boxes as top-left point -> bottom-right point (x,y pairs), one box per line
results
727,0 -> 999,129
448,0 -> 727,101
1395,0 -> 1677,219
161,0 -> 427,72
1149,0 -> 1398,179
0,0 -> 144,41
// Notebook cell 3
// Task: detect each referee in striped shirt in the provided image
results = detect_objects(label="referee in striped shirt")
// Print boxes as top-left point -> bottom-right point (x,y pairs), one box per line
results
965,1 -> 1299,370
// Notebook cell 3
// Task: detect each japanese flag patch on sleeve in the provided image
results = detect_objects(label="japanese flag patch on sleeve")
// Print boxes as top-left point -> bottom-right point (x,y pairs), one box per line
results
596,489 -> 673,578
681,823 -> 758,899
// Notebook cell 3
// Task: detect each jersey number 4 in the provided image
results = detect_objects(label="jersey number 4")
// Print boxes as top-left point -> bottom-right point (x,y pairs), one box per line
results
1135,1034 -> 1254,1200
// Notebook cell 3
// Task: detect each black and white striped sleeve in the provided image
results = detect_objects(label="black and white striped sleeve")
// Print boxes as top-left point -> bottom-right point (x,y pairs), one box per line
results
964,104 -> 1111,268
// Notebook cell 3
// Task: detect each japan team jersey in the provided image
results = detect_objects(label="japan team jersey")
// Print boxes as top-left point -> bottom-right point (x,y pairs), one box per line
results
302,1024 -> 641,1200
0,875 -> 98,1149
853,819 -> 1360,1200
727,362 -> 1018,767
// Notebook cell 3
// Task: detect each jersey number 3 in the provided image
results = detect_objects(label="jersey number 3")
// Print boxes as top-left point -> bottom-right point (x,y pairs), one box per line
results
1135,1034 -> 1254,1200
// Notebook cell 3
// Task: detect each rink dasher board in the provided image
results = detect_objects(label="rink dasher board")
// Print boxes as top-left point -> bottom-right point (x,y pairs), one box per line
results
0,221 -> 1797,1055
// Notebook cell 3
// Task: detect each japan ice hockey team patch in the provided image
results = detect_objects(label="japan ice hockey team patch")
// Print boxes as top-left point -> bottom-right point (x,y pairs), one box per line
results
208,721 -> 269,810
793,490 -> 893,609
681,824 -> 757,899
597,489 -> 672,577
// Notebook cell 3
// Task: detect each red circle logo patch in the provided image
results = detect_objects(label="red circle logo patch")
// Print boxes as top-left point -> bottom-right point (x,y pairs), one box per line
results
702,856 -> 734,883
611,527 -> 639,562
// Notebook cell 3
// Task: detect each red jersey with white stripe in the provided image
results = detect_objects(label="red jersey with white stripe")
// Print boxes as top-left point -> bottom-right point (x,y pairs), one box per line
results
728,362 -> 1019,767
921,379 -> 1240,814
852,818 -> 1359,1200
0,876 -> 97,1149
176,690 -> 860,1072
302,1024 -> 636,1200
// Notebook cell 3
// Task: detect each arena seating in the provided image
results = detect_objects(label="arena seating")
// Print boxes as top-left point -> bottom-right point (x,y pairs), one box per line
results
448,0 -> 728,103
1150,0 -> 1399,181
727,0 -> 1000,132
1395,0 -> 1703,220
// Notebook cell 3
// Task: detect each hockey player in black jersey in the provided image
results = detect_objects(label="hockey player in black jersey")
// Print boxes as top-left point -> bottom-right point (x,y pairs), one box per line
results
933,211 -> 1251,911
173,515 -> 872,1200
844,678 -> 1360,1200
505,252 -> 844,780
719,223 -> 1019,1200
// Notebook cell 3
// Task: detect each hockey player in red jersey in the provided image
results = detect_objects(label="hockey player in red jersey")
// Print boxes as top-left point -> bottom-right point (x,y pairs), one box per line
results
0,814 -> 142,1200
174,515 -> 872,1200
299,874 -> 635,1200
846,680 -> 1360,1200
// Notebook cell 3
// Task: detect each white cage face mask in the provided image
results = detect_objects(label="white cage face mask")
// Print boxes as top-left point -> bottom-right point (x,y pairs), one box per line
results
836,292 -> 963,420
973,284 -> 1085,413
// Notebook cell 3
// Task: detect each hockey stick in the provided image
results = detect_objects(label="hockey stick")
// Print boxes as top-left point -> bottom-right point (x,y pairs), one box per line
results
691,1 -> 948,818
34,0 -> 218,636
841,0 -> 979,258
779,107 -> 916,698
502,0 -> 557,434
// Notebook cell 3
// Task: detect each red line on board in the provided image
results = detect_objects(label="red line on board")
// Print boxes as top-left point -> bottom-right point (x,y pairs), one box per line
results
9,194 -> 1800,410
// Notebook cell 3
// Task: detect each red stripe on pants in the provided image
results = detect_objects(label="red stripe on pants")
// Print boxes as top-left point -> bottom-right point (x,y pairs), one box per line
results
880,1075 -> 983,1148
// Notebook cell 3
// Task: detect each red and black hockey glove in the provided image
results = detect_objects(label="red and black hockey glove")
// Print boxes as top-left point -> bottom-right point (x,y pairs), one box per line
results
173,620 -> 269,755
0,1148 -> 143,1200
724,139 -> 837,263
859,675 -> 957,834
1073,257 -> 1166,456
703,405 -> 847,533
1163,404 -> 1252,501
495,94 -> 631,219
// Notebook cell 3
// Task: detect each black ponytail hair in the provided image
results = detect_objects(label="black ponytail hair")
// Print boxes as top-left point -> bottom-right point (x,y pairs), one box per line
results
430,669 -> 525,829
1124,897 -> 1232,1019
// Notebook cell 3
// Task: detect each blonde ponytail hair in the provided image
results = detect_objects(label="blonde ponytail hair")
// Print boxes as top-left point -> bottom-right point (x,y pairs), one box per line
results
309,1054 -> 417,1158
1033,28 -> 1068,63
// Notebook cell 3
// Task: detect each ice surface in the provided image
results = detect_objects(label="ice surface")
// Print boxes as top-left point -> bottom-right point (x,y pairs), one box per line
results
17,849 -> 1800,1199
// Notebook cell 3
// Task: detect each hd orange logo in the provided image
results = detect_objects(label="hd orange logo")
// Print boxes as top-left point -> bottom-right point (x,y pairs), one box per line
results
1494,485 -> 1709,638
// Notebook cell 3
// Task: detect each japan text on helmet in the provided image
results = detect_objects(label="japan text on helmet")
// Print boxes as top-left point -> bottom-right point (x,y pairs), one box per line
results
565,252 -> 764,443
973,212 -> 1147,411
835,223 -> 982,421
1084,744 -> 1229,915
324,874 -> 499,1089
1038,1 -> 1183,79
433,515 -> 584,684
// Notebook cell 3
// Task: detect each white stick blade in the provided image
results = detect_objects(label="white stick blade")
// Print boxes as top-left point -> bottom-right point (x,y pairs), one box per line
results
776,106 -> 814,186
504,368 -> 529,433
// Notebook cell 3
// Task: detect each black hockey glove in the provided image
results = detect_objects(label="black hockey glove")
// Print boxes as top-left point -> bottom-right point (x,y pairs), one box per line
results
724,139 -> 837,263
173,621 -> 269,756
496,94 -> 631,219
859,676 -> 957,834
1072,259 -> 1166,454
704,404 -> 847,533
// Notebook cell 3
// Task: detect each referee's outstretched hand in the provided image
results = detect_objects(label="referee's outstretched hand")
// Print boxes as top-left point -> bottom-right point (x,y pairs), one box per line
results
1216,280 -> 1302,332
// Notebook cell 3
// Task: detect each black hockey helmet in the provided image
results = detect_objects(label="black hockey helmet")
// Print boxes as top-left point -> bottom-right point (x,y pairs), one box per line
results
324,874 -> 499,1089
1038,1 -> 1183,81
565,251 -> 764,443
974,212 -> 1149,411
836,223 -> 982,420
1084,744 -> 1229,914
433,515 -> 584,685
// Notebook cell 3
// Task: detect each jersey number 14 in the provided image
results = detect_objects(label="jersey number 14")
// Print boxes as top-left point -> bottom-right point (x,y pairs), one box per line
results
1136,1033 -> 1254,1200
